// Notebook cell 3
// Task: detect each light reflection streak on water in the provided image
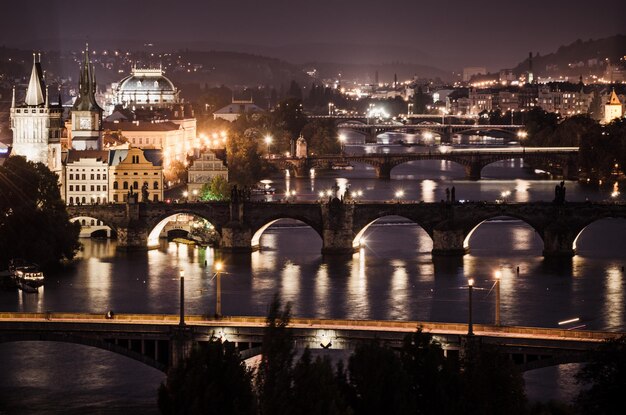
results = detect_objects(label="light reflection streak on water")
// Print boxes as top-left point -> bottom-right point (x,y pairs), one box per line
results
420,180 -> 437,202
604,267 -> 624,330
280,261 -> 301,314
514,179 -> 530,202
314,264 -> 330,318
346,248 -> 369,319
389,259 -> 408,319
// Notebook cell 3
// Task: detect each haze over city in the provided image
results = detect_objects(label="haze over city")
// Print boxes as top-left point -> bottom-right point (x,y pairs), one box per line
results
2,0 -> 625,70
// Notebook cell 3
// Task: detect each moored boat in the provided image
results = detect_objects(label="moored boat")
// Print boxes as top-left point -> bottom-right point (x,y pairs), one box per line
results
9,260 -> 44,293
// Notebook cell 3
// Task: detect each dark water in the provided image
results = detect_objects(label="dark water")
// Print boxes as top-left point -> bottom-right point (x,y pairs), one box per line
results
0,140 -> 624,413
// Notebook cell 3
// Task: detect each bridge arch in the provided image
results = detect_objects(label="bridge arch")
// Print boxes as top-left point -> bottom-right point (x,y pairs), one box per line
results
70,215 -> 116,238
573,216 -> 626,253
463,215 -> 544,253
0,336 -> 166,372
250,216 -> 323,250
147,212 -> 221,248
352,213 -> 434,251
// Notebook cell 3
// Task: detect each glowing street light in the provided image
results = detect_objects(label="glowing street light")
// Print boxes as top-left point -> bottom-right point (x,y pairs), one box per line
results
339,134 -> 347,153
192,189 -> 198,201
265,135 -> 272,156
517,130 -> 528,139
468,278 -> 475,336
182,190 -> 189,201
395,190 -> 404,202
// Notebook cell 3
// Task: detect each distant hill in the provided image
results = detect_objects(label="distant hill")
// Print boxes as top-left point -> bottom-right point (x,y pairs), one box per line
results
305,61 -> 451,84
511,35 -> 626,76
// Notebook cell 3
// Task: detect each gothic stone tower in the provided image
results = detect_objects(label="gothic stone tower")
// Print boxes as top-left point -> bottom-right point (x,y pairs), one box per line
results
71,45 -> 103,150
10,53 -> 63,173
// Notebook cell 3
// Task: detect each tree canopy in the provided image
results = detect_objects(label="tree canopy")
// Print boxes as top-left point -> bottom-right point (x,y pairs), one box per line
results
0,156 -> 80,269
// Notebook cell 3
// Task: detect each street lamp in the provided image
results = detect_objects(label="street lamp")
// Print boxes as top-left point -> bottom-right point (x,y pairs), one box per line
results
339,134 -> 346,154
468,278 -> 475,336
395,189 -> 404,202
192,189 -> 198,201
214,261 -> 223,318
264,135 -> 272,156
495,271 -> 501,326
182,190 -> 189,201
179,269 -> 185,326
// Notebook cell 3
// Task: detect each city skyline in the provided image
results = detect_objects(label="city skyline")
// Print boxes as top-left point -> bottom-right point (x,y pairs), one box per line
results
1,0 -> 624,70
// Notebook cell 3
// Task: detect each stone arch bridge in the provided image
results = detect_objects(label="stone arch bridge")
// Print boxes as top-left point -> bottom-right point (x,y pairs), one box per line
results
337,122 -> 525,143
67,200 -> 626,257
0,313 -> 621,372
266,148 -> 578,179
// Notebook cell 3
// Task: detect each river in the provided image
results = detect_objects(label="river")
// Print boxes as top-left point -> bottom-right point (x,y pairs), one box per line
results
0,136 -> 624,413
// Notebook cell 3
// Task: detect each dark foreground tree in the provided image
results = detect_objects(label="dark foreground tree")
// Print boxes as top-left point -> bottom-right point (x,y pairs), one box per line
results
401,329 -> 461,414
0,156 -> 80,269
347,341 -> 414,414
460,341 -> 527,415
158,340 -> 256,415
576,335 -> 626,415
257,294 -> 295,415
291,348 -> 351,415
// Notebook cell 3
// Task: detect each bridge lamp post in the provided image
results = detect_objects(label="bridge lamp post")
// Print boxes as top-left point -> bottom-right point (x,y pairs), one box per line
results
179,269 -> 185,326
214,261 -> 224,318
495,271 -> 501,326
182,190 -> 189,202
468,278 -> 475,336
395,190 -> 404,202
339,134 -> 347,154
264,135 -> 272,157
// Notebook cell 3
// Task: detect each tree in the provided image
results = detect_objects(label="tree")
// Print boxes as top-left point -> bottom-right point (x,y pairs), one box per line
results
158,340 -> 256,415
287,80 -> 303,101
576,335 -> 626,414
226,130 -> 263,186
400,329 -> 461,415
164,160 -> 188,185
301,120 -> 340,155
257,294 -> 295,415
291,348 -> 351,415
200,176 -> 230,201
347,341 -> 414,415
0,156 -> 80,269
459,342 -> 527,415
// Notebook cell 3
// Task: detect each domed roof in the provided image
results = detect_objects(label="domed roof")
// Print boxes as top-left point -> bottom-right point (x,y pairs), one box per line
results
117,68 -> 176,94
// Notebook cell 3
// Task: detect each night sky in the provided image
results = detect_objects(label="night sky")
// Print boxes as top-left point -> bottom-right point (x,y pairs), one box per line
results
1,0 -> 624,70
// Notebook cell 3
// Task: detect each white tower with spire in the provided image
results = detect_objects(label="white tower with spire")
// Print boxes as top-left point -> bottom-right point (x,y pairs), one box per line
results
71,44 -> 103,150
10,53 -> 63,173
604,89 -> 623,124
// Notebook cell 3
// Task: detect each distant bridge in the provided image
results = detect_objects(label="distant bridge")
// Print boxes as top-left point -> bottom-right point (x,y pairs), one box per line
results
337,122 -> 526,142
0,313 -> 620,372
66,200 -> 625,257
267,147 -> 579,179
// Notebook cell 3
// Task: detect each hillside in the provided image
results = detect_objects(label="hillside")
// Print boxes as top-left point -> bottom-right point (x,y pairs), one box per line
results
512,35 -> 626,76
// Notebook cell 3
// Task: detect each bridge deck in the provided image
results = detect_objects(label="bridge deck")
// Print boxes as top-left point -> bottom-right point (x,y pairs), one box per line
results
0,313 -> 620,343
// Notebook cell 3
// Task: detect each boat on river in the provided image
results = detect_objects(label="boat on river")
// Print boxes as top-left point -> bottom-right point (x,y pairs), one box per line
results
9,260 -> 44,293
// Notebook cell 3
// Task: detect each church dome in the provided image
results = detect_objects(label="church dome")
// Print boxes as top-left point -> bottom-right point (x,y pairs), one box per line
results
114,67 -> 179,108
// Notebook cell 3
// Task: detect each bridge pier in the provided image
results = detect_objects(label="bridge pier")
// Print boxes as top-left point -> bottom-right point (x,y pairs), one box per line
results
542,227 -> 577,258
169,326 -> 195,368
321,201 -> 357,255
464,163 -> 482,180
220,224 -> 254,253
374,164 -> 392,179
432,229 -> 468,256
116,226 -> 149,251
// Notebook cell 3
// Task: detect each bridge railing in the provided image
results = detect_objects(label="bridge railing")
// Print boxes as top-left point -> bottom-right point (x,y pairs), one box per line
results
0,313 -> 622,342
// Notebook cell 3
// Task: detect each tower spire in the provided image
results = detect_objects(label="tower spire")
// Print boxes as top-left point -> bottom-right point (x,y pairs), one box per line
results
72,43 -> 102,112
11,86 -> 15,109
24,52 -> 45,106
